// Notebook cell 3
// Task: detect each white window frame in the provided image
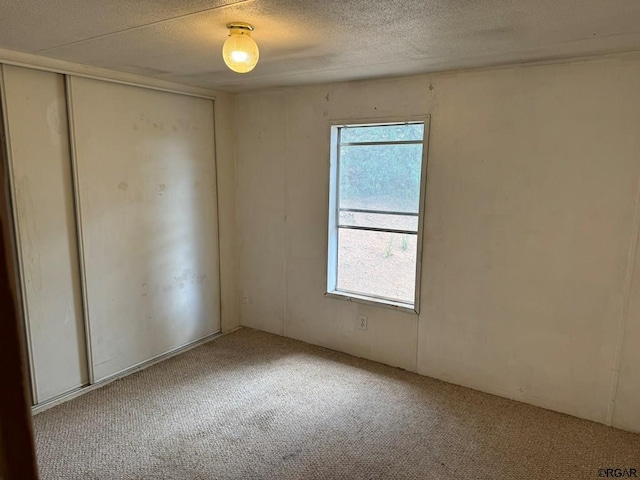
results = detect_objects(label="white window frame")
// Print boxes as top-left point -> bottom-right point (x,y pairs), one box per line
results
324,115 -> 430,314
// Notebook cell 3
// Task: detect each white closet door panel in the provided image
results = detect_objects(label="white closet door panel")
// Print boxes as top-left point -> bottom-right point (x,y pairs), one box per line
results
68,77 -> 220,381
2,65 -> 87,403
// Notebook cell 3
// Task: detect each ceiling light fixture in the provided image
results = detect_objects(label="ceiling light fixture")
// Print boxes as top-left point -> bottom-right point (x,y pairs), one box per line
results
222,22 -> 259,74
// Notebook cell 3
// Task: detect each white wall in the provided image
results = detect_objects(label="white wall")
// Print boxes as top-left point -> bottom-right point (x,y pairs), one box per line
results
235,53 -> 640,431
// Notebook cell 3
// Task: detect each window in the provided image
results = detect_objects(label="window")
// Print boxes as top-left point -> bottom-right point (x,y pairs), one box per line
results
326,119 -> 429,312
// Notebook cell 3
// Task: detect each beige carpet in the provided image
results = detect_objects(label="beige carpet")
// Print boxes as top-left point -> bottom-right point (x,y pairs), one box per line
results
34,328 -> 640,479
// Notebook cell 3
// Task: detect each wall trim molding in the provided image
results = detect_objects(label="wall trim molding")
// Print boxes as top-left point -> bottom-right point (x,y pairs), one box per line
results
0,47 -> 220,100
234,50 -> 640,97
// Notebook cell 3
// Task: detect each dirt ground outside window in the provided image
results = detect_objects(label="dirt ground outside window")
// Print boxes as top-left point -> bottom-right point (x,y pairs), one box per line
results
336,229 -> 417,304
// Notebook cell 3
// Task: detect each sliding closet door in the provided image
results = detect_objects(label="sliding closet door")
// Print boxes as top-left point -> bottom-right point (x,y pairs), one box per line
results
1,65 -> 88,403
68,77 -> 220,382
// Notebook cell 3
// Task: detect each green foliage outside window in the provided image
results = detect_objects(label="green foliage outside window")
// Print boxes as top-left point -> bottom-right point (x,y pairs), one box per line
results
338,123 -> 424,213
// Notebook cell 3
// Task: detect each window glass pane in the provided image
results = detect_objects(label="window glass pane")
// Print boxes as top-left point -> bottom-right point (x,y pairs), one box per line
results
337,229 -> 417,304
341,123 -> 424,143
339,211 -> 418,232
339,144 -> 423,212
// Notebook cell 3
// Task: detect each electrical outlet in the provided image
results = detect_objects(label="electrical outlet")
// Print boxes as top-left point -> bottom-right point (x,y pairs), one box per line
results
358,315 -> 368,331
241,292 -> 250,304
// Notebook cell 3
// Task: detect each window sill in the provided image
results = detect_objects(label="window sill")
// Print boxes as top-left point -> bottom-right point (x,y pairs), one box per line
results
324,290 -> 418,315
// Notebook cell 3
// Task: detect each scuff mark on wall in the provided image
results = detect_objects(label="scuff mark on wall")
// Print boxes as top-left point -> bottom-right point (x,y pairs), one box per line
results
46,98 -> 65,142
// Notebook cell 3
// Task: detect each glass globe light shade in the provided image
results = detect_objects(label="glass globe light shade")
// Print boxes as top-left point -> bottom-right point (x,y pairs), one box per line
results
222,25 -> 259,74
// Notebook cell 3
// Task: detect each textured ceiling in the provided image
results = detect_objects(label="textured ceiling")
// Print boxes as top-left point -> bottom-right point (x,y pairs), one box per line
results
1,0 -> 640,92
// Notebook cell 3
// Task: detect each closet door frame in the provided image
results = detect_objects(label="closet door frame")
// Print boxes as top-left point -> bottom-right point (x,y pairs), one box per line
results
0,64 -> 37,405
63,75 -> 94,385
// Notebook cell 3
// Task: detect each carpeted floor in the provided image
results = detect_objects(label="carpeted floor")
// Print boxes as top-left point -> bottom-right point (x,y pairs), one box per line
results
34,328 -> 640,479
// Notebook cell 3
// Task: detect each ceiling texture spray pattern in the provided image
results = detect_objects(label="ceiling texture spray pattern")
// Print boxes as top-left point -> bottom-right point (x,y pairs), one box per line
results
1,0 -> 640,91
